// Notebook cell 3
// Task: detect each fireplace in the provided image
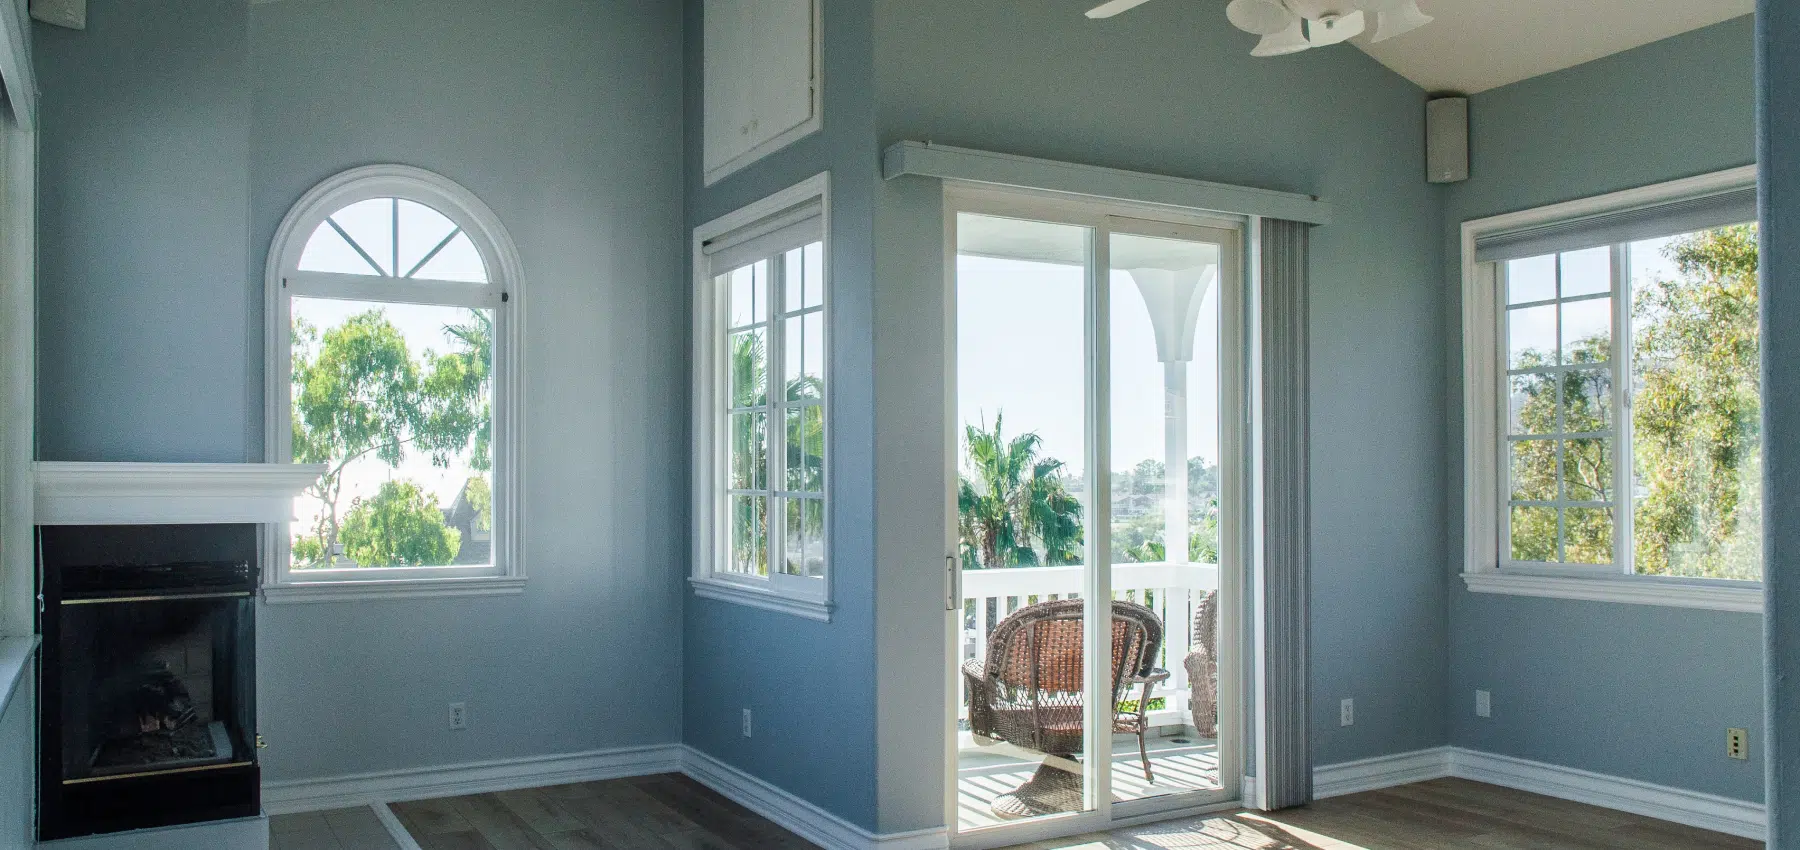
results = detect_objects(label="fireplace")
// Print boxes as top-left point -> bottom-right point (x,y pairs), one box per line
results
38,524 -> 260,841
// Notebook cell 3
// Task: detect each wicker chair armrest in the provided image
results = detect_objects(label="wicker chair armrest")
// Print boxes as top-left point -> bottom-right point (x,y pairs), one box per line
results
1120,667 -> 1171,686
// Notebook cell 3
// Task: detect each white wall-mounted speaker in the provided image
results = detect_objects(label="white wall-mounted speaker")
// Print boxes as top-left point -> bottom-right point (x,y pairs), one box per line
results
1426,96 -> 1468,184
30,0 -> 85,30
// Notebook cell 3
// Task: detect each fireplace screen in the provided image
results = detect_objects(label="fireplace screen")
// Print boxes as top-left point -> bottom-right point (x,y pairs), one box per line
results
58,588 -> 252,782
38,524 -> 261,841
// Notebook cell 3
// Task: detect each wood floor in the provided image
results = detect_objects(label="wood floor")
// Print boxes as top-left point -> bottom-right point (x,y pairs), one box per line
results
271,775 -> 1761,850
387,772 -> 814,849
1010,778 -> 1762,850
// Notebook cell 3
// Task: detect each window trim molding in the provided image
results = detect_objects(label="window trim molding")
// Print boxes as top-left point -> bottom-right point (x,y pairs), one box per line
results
1460,165 -> 1760,607
262,164 -> 525,603
690,172 -> 832,621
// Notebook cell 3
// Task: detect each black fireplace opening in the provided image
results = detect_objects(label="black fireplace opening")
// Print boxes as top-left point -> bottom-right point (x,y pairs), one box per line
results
38,524 -> 261,841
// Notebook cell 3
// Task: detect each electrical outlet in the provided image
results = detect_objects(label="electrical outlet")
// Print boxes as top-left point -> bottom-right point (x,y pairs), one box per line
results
1728,727 -> 1749,760
448,702 -> 468,731
1475,689 -> 1491,718
742,708 -> 753,738
1339,698 -> 1354,727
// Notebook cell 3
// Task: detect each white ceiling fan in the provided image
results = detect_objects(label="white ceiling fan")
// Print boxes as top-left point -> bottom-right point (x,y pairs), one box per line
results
1086,0 -> 1432,57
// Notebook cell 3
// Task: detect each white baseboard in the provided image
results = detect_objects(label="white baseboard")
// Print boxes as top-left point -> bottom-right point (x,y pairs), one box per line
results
1313,746 -> 1451,799
260,744 -> 682,814
1311,746 -> 1765,841
680,747 -> 947,850
263,741 -> 1761,846
262,743 -> 944,849
1448,748 -> 1765,841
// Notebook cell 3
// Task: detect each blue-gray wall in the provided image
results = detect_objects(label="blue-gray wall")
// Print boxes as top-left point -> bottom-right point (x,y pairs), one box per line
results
680,0 -> 883,832
36,0 -> 252,463
1444,16 -> 1764,803
1756,0 -> 1800,842
36,0 -> 687,783
870,4 -> 1450,825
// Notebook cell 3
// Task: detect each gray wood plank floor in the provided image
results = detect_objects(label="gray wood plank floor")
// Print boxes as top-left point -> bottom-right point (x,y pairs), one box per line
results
1012,777 -> 1762,849
388,772 -> 816,849
272,775 -> 1761,850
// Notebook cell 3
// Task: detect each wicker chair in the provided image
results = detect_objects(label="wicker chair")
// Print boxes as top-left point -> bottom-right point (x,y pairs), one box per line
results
962,599 -> 1167,786
1184,590 -> 1220,739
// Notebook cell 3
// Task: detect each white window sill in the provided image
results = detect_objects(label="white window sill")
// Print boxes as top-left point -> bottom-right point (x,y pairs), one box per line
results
1462,570 -> 1763,613
689,576 -> 832,622
261,575 -> 526,604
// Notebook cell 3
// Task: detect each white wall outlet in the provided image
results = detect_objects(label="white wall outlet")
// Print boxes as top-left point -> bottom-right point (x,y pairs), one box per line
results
448,702 -> 468,731
1339,698 -> 1354,727
742,708 -> 753,738
1728,727 -> 1749,760
1475,689 -> 1492,718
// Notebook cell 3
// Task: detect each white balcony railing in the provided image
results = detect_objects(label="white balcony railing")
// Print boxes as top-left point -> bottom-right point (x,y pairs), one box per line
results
958,561 -> 1219,732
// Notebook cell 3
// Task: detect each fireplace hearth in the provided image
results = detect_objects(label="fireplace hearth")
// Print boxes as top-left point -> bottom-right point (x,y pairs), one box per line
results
38,524 -> 261,841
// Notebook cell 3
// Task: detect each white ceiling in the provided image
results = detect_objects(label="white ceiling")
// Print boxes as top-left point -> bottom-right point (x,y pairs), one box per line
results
1353,0 -> 1753,94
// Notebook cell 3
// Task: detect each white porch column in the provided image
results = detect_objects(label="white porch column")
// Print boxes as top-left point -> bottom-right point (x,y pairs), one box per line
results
1128,266 -> 1215,563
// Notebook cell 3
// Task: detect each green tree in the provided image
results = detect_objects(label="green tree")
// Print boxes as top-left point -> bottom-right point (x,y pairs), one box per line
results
463,476 -> 493,533
957,413 -> 1084,569
1508,226 -> 1760,576
290,309 -> 488,567
1632,226 -> 1760,578
1510,332 -> 1615,564
339,481 -> 462,567
1110,457 -> 1221,564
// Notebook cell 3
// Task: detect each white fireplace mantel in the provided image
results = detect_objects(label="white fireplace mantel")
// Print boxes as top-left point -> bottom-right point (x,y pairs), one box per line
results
34,462 -> 325,526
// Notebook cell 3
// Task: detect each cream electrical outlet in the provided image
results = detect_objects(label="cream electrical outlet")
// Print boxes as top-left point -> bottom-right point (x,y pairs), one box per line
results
1728,727 -> 1749,760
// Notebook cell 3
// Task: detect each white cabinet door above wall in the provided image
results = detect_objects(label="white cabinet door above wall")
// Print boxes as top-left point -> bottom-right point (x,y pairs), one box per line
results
702,0 -> 820,185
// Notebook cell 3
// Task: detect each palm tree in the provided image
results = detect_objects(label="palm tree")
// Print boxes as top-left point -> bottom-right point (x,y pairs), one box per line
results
958,412 -> 1084,569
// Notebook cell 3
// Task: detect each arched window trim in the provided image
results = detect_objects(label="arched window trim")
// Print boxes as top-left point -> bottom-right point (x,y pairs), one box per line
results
263,165 -> 525,603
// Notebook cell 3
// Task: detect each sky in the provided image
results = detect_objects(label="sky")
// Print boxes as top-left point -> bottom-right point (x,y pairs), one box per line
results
954,253 -> 1223,481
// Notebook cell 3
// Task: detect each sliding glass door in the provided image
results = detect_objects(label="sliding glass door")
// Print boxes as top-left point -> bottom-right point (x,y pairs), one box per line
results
948,192 -> 1243,847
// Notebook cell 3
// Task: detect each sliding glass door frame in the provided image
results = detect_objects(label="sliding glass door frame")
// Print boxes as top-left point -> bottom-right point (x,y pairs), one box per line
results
943,184 -> 1250,849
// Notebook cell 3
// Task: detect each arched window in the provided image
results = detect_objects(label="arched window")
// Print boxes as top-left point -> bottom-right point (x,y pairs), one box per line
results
265,165 -> 522,599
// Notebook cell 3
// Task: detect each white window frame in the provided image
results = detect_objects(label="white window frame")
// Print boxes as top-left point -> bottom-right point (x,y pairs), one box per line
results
1461,165 -> 1762,613
690,172 -> 832,621
262,165 -> 524,603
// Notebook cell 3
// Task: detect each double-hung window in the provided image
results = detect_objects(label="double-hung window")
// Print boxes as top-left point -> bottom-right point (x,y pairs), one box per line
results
691,175 -> 830,620
1463,168 -> 1762,610
264,166 -> 523,601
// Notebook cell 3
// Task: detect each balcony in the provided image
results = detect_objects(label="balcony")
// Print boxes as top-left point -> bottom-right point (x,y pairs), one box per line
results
956,561 -> 1223,830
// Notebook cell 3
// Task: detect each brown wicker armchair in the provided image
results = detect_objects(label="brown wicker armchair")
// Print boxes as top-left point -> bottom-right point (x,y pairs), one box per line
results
962,599 -> 1167,787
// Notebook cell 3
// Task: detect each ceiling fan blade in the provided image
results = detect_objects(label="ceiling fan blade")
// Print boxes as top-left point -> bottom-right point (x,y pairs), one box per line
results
1372,0 -> 1432,41
1226,0 -> 1297,35
1250,19 -> 1311,56
1085,0 -> 1155,19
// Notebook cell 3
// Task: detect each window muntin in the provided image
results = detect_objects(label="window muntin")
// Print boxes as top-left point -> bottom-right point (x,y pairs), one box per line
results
1498,224 -> 1760,580
715,241 -> 827,588
298,197 -> 489,282
268,168 -> 518,591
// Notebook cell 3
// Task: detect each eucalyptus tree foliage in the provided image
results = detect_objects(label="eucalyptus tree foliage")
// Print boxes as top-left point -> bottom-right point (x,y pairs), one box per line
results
290,308 -> 489,567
